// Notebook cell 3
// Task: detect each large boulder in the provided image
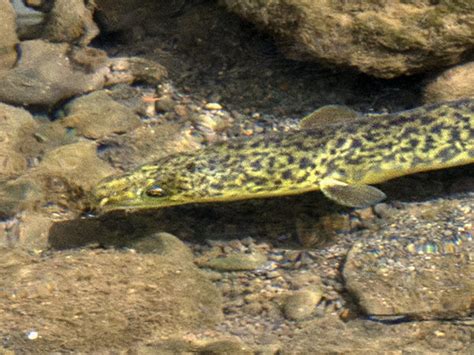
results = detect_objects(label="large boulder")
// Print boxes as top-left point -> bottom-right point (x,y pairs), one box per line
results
222,1 -> 474,78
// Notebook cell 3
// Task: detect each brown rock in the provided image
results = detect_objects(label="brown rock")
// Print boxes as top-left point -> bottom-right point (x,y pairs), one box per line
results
222,1 -> 474,78
423,61 -> 474,103
0,248 -> 223,352
31,140 -> 115,191
42,0 -> 99,46
0,0 -> 19,70
0,103 -> 38,177
60,90 -> 141,139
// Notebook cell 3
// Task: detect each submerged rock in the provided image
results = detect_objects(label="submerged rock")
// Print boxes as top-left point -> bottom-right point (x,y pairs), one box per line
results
283,287 -> 323,321
0,0 -> 19,70
197,251 -> 268,272
423,61 -> 474,103
41,0 -> 99,46
343,229 -> 473,319
60,90 -> 141,139
0,103 -> 38,177
0,248 -> 223,352
222,1 -> 474,78
0,40 -> 107,106
0,40 -> 167,107
31,140 -> 116,192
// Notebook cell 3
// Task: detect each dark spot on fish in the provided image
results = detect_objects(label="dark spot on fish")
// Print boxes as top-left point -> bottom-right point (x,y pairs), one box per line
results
251,159 -> 262,170
268,156 -> 276,168
350,139 -> 362,149
185,162 -> 196,172
294,141 -> 305,150
250,140 -> 261,148
347,157 -> 364,165
378,143 -> 392,150
408,138 -> 419,148
370,122 -> 384,130
287,155 -> 295,164
431,124 -> 444,134
454,112 -> 469,123
299,157 -> 311,169
281,170 -> 293,180
210,183 -> 224,190
436,147 -> 459,162
335,138 -> 345,148
345,126 -> 357,134
390,115 -> 411,126
296,173 -> 309,183
402,127 -> 418,137
420,115 -> 433,125
450,129 -> 460,141
409,156 -> 423,168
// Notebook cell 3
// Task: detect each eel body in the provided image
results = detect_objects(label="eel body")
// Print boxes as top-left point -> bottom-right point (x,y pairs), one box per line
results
93,99 -> 474,211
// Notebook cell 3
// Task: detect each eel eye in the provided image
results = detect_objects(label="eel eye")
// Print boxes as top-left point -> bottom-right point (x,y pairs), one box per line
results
146,185 -> 166,197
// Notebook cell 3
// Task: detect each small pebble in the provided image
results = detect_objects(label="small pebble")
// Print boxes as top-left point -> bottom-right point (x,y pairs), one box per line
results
26,330 -> 38,340
205,102 -> 223,110
155,95 -> 176,112
283,287 -> 323,321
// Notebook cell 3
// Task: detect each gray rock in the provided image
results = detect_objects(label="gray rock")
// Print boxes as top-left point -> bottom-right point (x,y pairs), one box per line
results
0,0 -> 19,70
60,90 -> 141,139
222,1 -> 474,78
0,40 -> 165,107
0,40 -> 108,106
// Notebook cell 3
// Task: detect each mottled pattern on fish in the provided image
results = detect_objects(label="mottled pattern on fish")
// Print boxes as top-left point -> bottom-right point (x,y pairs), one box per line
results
93,99 -> 474,211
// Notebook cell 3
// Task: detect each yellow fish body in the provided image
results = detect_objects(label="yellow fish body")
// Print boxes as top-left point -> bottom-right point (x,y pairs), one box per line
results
93,99 -> 474,211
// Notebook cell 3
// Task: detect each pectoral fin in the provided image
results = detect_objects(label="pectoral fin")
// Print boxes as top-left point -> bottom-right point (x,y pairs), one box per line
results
319,177 -> 386,208
300,105 -> 360,129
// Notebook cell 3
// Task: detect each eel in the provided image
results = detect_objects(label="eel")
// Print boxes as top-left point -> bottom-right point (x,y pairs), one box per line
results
92,99 -> 474,212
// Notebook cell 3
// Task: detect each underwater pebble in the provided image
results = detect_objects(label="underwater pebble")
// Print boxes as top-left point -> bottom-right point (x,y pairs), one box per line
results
205,102 -> 223,110
127,232 -> 194,263
199,251 -> 268,272
283,287 -> 323,321
155,95 -> 176,112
